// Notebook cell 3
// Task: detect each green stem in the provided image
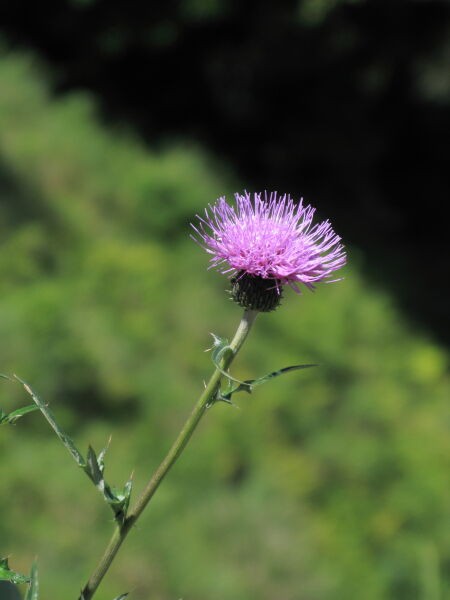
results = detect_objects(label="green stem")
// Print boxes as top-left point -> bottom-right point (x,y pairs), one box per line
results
79,309 -> 258,600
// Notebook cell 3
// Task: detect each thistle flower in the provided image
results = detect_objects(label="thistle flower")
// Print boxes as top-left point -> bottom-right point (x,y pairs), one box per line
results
192,192 -> 346,311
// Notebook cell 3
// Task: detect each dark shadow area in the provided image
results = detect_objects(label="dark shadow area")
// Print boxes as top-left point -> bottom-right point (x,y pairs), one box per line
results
0,157 -> 59,277
0,157 -> 141,423
1,0 -> 449,343
0,581 -> 22,600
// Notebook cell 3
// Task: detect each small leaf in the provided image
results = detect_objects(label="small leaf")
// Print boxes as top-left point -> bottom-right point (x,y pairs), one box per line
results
113,594 -> 129,599
0,404 -> 39,426
1,375 -> 39,425
210,334 -> 231,365
114,475 -> 133,520
84,444 -> 133,523
106,474 -> 133,523
210,334 -> 247,386
97,436 -> 112,473
0,557 -> 30,585
85,446 -> 104,487
25,562 -> 39,600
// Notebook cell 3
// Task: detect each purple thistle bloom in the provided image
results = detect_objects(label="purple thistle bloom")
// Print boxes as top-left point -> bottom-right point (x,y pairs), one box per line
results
192,192 -> 346,294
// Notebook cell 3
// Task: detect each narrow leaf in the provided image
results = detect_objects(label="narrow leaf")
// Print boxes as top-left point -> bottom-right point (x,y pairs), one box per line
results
1,375 -> 39,425
113,594 -> 129,600
85,446 -> 104,487
0,404 -> 39,425
25,562 -> 39,600
97,436 -> 112,472
221,364 -> 318,402
249,364 -> 318,388
14,376 -> 86,468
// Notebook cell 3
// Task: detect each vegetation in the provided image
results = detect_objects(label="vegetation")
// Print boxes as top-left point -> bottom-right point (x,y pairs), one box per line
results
0,50 -> 448,600
3,0 -> 450,341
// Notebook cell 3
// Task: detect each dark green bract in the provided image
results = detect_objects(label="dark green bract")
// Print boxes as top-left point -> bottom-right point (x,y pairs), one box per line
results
231,272 -> 283,312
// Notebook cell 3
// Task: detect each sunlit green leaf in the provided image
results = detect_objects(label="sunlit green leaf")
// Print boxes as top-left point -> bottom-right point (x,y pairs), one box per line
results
0,558 -> 30,585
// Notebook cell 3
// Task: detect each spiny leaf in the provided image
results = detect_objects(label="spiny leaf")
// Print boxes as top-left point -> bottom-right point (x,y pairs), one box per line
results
0,557 -> 30,585
12,376 -> 131,521
210,334 -> 231,365
107,475 -> 133,523
220,364 -> 318,403
210,334 -> 247,386
247,364 -> 318,388
24,562 -> 39,600
84,444 -> 133,523
210,335 -> 317,405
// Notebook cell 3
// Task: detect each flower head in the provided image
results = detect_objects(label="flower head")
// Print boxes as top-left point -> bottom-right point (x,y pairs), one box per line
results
192,192 -> 346,310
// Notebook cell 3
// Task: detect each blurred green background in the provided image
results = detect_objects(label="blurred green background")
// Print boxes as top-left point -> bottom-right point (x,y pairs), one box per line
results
0,34 -> 449,600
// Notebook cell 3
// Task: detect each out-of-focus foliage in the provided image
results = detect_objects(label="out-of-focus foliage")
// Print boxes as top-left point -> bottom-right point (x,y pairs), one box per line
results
0,51 -> 449,600
2,0 -> 449,342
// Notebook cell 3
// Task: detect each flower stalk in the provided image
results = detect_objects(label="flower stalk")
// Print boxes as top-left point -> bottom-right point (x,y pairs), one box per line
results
79,309 -> 258,600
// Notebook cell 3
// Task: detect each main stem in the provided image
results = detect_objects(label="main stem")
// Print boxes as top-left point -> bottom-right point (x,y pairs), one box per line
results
79,309 -> 258,600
